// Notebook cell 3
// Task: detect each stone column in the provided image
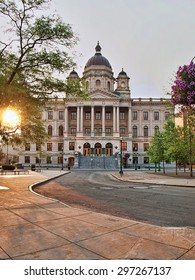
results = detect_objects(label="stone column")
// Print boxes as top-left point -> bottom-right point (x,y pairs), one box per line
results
128,107 -> 132,136
80,106 -> 83,134
77,106 -> 80,132
116,106 -> 120,133
113,106 -> 116,133
64,106 -> 68,136
102,105 -> 105,136
91,106 -> 94,136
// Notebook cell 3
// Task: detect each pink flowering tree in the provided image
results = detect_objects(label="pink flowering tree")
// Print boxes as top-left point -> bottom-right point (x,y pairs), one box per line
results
171,59 -> 195,108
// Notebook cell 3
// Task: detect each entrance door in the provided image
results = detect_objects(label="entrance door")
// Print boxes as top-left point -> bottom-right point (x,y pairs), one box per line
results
94,143 -> 102,156
83,143 -> 91,156
106,143 -> 113,156
69,157 -> 74,167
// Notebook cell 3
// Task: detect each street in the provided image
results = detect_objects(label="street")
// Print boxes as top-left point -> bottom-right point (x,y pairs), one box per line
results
35,170 -> 195,227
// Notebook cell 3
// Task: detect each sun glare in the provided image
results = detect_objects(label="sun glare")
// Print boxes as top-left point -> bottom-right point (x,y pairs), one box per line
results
2,108 -> 21,128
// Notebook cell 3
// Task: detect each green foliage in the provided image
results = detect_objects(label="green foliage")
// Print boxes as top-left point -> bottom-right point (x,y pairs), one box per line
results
2,164 -> 15,170
0,0 -> 85,146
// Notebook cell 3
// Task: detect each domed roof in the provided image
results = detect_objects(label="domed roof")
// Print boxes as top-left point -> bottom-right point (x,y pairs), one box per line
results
68,69 -> 79,78
118,68 -> 127,77
85,42 -> 112,69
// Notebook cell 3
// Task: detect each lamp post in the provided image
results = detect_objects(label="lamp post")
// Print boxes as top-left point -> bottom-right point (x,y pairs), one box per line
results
61,147 -> 64,170
119,137 -> 123,176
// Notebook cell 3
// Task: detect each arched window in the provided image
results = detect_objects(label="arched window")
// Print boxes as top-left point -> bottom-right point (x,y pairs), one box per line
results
133,125 -> 137,138
144,126 -> 148,137
59,125 -> 64,136
48,125 -> 52,136
96,79 -> 101,87
107,81 -> 111,90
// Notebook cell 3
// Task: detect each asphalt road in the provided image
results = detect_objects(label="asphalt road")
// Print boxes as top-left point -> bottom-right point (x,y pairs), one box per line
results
37,170 -> 195,227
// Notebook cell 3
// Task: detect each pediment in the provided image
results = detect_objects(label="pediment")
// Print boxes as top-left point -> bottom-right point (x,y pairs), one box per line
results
91,90 -> 119,99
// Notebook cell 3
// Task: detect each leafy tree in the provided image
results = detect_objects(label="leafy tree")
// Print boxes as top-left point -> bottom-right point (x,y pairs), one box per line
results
0,0 -> 82,145
147,130 -> 166,173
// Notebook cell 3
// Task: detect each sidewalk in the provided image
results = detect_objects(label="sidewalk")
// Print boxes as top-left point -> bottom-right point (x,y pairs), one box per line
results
0,170 -> 195,260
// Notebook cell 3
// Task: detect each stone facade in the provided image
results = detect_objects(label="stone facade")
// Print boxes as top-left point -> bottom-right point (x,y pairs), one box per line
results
5,43 -> 171,168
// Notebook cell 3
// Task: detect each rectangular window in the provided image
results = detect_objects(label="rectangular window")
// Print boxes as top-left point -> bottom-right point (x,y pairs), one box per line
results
24,156 -> 30,164
105,128 -> 111,135
144,157 -> 149,164
165,111 -> 170,120
59,111 -> 64,120
154,111 -> 159,120
132,111 -> 137,120
25,143 -> 30,151
122,142 -> 127,151
35,157 -> 40,164
144,143 -> 149,151
95,112 -> 101,120
120,128 -> 125,135
94,128 -> 102,135
85,128 -> 91,135
143,111 -> 148,120
48,111 -> 53,120
58,156 -> 63,164
120,112 -> 125,120
105,112 -> 111,120
47,143 -> 52,151
71,128 -> 76,134
85,112 -> 91,120
71,111 -> 77,120
132,143 -> 138,151
133,126 -> 137,138
47,156 -> 52,164
58,142 -> 64,151
36,144 -> 41,151
69,142 -> 75,150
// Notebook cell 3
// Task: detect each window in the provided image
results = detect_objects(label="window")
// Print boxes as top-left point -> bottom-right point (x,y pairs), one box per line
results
59,125 -> 64,136
120,112 -> 125,120
85,128 -> 91,135
48,111 -> 53,120
47,143 -> 52,151
25,143 -> 30,151
144,143 -> 149,151
69,142 -> 75,150
58,156 -> 63,164
71,111 -> 77,120
58,142 -> 64,151
132,143 -> 138,151
36,144 -> 41,151
133,126 -> 137,137
154,125 -> 159,134
143,111 -> 148,120
85,112 -> 91,120
95,112 -> 101,120
144,126 -> 148,137
35,157 -> 40,164
96,79 -> 101,87
105,128 -> 111,135
107,81 -> 111,90
132,111 -> 137,120
122,142 -> 127,151
94,128 -> 102,135
154,111 -> 159,120
144,157 -> 149,164
59,111 -> 64,120
71,128 -> 76,134
105,112 -> 111,120
47,156 -> 52,164
48,125 -> 52,136
24,156 -> 30,164
120,127 -> 125,135
165,111 -> 170,120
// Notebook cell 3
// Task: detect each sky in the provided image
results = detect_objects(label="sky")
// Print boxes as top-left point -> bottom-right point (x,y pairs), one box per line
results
1,0 -> 195,99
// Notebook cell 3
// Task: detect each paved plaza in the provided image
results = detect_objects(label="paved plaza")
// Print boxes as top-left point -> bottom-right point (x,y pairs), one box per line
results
0,170 -> 195,259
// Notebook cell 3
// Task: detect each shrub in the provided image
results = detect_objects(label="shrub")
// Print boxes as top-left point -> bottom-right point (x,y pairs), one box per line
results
2,164 -> 15,170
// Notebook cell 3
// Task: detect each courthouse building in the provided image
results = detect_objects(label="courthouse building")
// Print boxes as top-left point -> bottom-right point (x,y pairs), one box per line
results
15,42 -> 170,168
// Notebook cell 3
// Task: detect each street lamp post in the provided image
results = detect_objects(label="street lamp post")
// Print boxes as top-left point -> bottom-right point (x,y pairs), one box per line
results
119,137 -> 123,176
61,147 -> 64,170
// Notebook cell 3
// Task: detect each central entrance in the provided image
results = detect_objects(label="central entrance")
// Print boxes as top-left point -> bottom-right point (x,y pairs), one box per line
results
94,143 -> 102,156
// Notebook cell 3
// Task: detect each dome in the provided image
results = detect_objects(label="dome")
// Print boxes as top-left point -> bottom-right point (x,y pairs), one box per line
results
118,68 -> 127,77
85,42 -> 112,69
68,69 -> 79,79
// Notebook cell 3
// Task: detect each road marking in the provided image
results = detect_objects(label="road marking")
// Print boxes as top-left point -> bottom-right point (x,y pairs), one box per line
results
0,186 -> 9,190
